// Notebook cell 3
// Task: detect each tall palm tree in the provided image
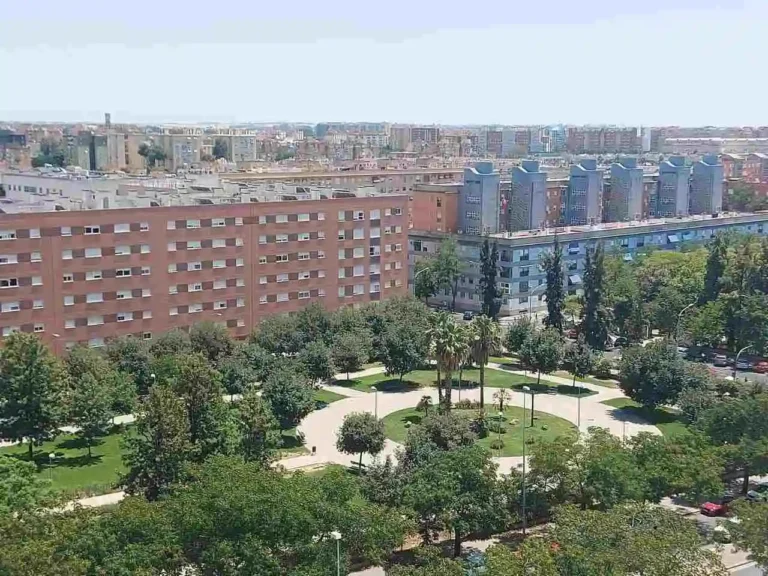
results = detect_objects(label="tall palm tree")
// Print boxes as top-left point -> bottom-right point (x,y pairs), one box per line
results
426,312 -> 451,406
429,315 -> 470,412
470,315 -> 502,410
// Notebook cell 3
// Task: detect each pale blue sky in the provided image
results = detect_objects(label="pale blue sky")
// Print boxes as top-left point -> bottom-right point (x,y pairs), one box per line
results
0,0 -> 765,126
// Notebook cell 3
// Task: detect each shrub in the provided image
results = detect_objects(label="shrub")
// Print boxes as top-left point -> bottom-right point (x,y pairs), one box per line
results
490,439 -> 505,450
592,358 -> 613,379
454,398 -> 474,410
488,421 -> 507,435
470,413 -> 489,438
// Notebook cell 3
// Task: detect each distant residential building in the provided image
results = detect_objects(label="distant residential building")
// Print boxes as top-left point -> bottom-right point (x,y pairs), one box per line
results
486,130 -> 503,156
663,138 -> 768,155
459,162 -> 500,235
409,184 -> 460,233
605,157 -> 643,222
567,127 -> 641,154
690,155 -> 724,215
548,125 -> 566,153
566,159 -> 603,225
508,161 -> 547,232
721,153 -> 745,179
410,127 -> 440,145
744,153 -> 768,183
389,126 -> 411,151
655,156 -> 690,217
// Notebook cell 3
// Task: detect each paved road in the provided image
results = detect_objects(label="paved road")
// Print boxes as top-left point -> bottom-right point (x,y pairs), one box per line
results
732,564 -> 765,575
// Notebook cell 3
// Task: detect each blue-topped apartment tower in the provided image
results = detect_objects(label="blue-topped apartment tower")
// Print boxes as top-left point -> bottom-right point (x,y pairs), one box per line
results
690,155 -> 724,215
509,160 -> 548,232
459,161 -> 501,235
606,157 -> 644,222
566,159 -> 603,225
655,156 -> 691,217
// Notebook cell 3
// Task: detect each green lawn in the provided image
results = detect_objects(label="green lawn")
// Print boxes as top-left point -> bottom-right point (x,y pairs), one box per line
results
333,367 -> 538,394
281,389 -> 346,457
601,398 -> 688,437
314,389 -> 346,406
553,371 -> 619,389
0,427 -> 132,498
382,406 -> 576,457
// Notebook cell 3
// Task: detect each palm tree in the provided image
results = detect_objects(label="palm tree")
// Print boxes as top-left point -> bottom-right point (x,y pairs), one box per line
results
416,395 -> 433,417
470,315 -> 502,410
427,313 -> 469,412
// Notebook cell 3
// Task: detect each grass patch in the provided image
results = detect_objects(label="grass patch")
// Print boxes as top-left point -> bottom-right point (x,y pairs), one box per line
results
278,428 -> 309,456
0,426 -> 132,498
333,367 -> 538,394
507,380 -> 597,397
553,371 -> 619,389
601,398 -> 688,437
382,406 -> 576,457
314,389 -> 346,407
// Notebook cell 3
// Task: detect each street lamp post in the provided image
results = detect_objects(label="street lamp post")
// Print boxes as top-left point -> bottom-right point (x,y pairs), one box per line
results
577,385 -> 582,430
371,386 -> 378,418
733,345 -> 753,380
674,302 -> 696,342
331,531 -> 342,576
521,385 -> 530,536
528,283 -> 547,319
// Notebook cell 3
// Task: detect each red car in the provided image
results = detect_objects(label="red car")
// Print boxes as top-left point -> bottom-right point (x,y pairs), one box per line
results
566,328 -> 579,339
700,494 -> 735,516
753,361 -> 768,374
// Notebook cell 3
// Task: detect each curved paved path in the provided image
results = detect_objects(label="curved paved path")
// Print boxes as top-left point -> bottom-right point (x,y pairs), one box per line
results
279,365 -> 659,474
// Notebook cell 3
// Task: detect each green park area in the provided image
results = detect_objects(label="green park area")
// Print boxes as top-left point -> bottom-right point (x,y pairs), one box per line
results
382,405 -> 576,457
601,398 -> 688,438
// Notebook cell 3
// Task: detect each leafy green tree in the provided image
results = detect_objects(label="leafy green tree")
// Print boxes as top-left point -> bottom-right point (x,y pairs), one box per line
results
478,238 -> 502,319
416,395 -> 433,417
173,353 -> 235,460
336,412 -> 386,469
103,369 -> 137,417
405,445 -> 507,556
484,539 -> 559,576
687,300 -> 726,347
0,333 -> 66,460
541,235 -> 565,333
552,503 -> 726,576
388,546 -> 465,576
433,238 -> 462,311
123,385 -> 191,501
296,340 -> 334,383
237,389 -> 281,467
241,342 -> 277,383
0,457 -> 53,516
149,329 -> 191,357
696,394 -> 768,493
564,294 -> 582,326
381,322 -> 427,382
137,142 -> 166,173
295,302 -> 333,345
703,232 -> 730,303
728,500 -> 768,569
212,137 -> 229,160
69,373 -> 114,458
618,340 -> 690,408
189,321 -> 234,365
64,344 -> 110,382
581,243 -> 611,348
218,346 -> 257,400
505,315 -> 534,353
427,313 -> 470,410
106,336 -> 154,394
261,365 -> 315,431
470,315 -> 502,409
493,389 -> 512,412
565,334 -> 596,387
332,332 -> 369,379
519,328 -> 564,385
401,412 -> 477,470
251,313 -> 302,355
414,259 -> 439,304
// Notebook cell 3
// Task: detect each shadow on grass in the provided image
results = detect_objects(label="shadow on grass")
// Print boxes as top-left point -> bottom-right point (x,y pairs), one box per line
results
9,450 -> 105,469
373,379 -> 423,393
280,432 -> 305,451
609,405 -> 683,427
446,379 -> 480,390
509,382 -> 596,397
56,436 -> 105,451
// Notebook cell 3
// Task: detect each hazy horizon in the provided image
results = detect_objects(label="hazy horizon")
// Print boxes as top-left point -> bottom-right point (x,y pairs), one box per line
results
1,0 -> 766,126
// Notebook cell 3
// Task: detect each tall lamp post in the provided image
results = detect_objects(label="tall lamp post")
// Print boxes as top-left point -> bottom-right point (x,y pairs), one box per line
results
331,531 -> 342,576
577,384 -> 583,431
529,283 -> 547,319
733,345 -> 753,380
674,302 -> 696,343
521,385 -> 530,536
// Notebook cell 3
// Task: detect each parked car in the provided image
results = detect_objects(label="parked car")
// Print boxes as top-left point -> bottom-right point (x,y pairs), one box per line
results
713,517 -> 741,543
736,359 -> 752,371
614,337 -> 629,348
746,483 -> 768,503
753,361 -> 768,374
566,328 -> 579,339
713,354 -> 729,367
462,311 -> 475,321
700,493 -> 735,516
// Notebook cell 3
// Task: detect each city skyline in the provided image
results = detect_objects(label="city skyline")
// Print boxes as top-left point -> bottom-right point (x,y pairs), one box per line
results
1,0 -> 766,126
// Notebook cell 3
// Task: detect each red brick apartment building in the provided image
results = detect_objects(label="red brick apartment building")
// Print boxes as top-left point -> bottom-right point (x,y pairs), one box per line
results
0,196 -> 409,354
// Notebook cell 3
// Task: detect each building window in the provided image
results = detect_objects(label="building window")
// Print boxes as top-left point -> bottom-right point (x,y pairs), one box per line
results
187,240 -> 201,250
0,301 -> 19,313
115,223 -> 130,233
260,276 -> 267,285
318,250 -> 325,259
0,278 -> 17,288
276,254 -> 288,263
116,268 -> 131,277
115,245 -> 131,256
318,270 -> 325,278
117,312 -> 132,323
88,338 -> 105,348
298,232 -> 310,242
170,307 -> 179,316
30,228 -> 40,239
86,292 -> 103,303
85,247 -> 101,258
276,215 -> 288,224
353,265 -> 364,277
60,226 -> 71,236
370,282 -> 381,293
62,249 -> 73,260
31,251 -> 41,262
237,318 -> 245,328
370,246 -> 380,256
235,217 -> 243,226
236,297 -> 245,307
186,219 -> 200,229
215,300 -> 227,310
64,295 -> 74,306
354,211 -> 365,221
85,271 -> 102,281
370,209 -> 380,220
167,221 -> 176,230
259,295 -> 267,304
353,284 -> 365,295
236,237 -> 243,247
299,271 -> 310,280
143,310 -> 152,319
140,222 -> 149,231
276,234 -> 288,243
259,256 -> 267,264
33,299 -> 43,309
117,290 -> 132,300
214,279 -> 226,290
277,273 -> 288,283
298,213 -> 310,222
298,291 -> 310,299
277,293 -> 289,302
318,212 -> 325,221
189,303 -> 203,314
353,228 -> 365,240
84,226 -> 100,235
87,315 -> 104,326
189,283 -> 202,292
213,259 -> 226,269
189,262 -> 202,271
259,235 -> 267,244
236,278 -> 245,287
212,218 -> 225,228
236,258 -> 244,267
338,230 -> 346,241
259,215 -> 267,225
65,319 -> 75,329
370,227 -> 380,238
168,263 -> 177,273
213,238 -> 226,248
338,269 -> 346,279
